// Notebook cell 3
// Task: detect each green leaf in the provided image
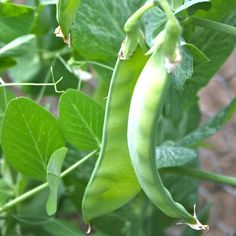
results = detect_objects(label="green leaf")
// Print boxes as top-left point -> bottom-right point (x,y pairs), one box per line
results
13,190 -> 52,224
144,1 -> 211,47
1,97 -> 64,181
0,57 -> 16,72
8,52 -> 40,82
31,2 -> 56,36
175,0 -> 211,15
12,214 -> 51,226
46,147 -> 67,216
178,98 -> 236,146
183,0 -> 236,107
57,0 -> 81,37
195,0 -> 236,20
156,146 -> 197,168
142,7 -> 166,47
0,88 -> 15,143
43,219 -> 85,236
44,218 -> 108,235
71,0 -> 144,65
59,89 -> 104,150
172,47 -> 193,90
0,3 -> 35,43
0,34 -> 36,58
183,43 -> 210,63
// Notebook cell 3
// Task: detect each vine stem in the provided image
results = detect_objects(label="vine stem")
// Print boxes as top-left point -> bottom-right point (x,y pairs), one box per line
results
162,167 -> 236,187
0,82 -> 55,87
36,58 -> 57,103
77,60 -> 114,71
0,70 -> 63,94
0,150 -> 98,214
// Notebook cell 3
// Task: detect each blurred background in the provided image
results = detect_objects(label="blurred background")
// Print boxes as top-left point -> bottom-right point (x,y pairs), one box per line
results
198,50 -> 236,236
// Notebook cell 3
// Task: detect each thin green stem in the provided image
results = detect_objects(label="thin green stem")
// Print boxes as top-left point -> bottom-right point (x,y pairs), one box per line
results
158,0 -> 176,21
36,58 -> 57,103
162,167 -> 236,187
61,150 -> 97,177
84,61 -> 114,71
189,16 -> 236,36
57,55 -> 73,73
42,47 -> 71,61
124,1 -> 157,33
70,60 -> 113,71
0,150 -> 97,214
154,0 -> 182,59
0,82 -> 56,87
0,183 -> 48,214
0,71 -> 63,95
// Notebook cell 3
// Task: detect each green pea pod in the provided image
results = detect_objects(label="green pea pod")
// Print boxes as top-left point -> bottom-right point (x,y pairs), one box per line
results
127,32 -> 209,231
82,46 -> 148,223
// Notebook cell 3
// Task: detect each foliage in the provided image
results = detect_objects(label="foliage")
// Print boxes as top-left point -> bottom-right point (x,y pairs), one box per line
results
0,0 -> 236,235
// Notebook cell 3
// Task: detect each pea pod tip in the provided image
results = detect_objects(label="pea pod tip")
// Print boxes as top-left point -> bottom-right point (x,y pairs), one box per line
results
176,204 -> 209,232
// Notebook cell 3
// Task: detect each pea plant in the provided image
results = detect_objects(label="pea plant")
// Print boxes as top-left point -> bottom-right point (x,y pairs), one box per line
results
0,0 -> 236,235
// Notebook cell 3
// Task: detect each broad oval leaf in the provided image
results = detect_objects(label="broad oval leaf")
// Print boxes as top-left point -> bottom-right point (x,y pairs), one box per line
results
46,147 -> 67,216
59,89 -> 104,150
0,88 -> 15,143
71,0 -> 144,65
1,97 -> 64,181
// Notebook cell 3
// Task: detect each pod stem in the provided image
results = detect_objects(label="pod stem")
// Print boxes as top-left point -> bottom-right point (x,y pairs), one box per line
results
120,0 -> 182,60
158,0 -> 182,59
120,1 -> 157,59
146,0 -> 181,62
